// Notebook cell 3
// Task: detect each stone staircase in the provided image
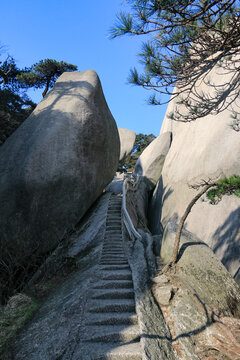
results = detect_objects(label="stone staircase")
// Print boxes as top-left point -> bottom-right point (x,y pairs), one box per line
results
82,194 -> 142,359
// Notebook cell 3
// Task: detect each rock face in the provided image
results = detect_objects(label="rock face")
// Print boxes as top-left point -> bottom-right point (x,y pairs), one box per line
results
135,132 -> 172,186
152,222 -> 240,359
160,222 -> 240,313
150,60 -> 240,281
118,128 -> 136,161
0,70 -> 120,276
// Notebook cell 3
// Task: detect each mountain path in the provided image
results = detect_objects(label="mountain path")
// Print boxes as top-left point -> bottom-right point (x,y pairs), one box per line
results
81,194 -> 142,360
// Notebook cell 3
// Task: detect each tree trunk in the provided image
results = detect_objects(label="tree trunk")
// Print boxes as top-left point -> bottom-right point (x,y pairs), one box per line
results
42,78 -> 50,97
169,184 -> 214,266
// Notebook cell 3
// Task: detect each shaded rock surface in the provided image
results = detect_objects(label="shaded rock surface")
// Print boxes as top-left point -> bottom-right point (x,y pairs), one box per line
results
0,70 -> 120,287
150,59 -> 240,280
118,128 -> 136,161
2,192 -> 111,359
134,132 -> 172,186
125,176 -> 154,231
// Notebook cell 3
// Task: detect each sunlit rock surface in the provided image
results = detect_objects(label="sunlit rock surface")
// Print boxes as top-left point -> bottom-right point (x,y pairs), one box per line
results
0,70 -> 120,274
150,60 -> 240,281
118,128 -> 136,161
135,132 -> 172,186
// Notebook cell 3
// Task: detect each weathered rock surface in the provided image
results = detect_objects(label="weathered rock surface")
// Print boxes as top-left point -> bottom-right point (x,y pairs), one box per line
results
160,222 -> 240,313
118,128 -> 136,161
150,59 -> 240,280
125,176 -> 154,231
152,222 -> 240,359
0,70 -> 120,278
135,132 -> 172,186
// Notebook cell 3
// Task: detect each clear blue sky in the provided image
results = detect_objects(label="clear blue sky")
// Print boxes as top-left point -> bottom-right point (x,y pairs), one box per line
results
0,0 -> 170,136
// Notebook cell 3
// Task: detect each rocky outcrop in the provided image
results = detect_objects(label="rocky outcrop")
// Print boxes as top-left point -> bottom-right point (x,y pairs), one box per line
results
118,128 -> 136,161
0,70 -> 120,294
135,132 -> 172,186
160,222 -> 240,313
150,60 -> 240,281
152,222 -> 240,359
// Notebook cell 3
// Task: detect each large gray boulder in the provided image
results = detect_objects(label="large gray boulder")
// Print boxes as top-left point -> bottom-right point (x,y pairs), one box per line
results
118,128 -> 136,161
0,70 -> 120,273
150,58 -> 240,281
134,132 -> 172,186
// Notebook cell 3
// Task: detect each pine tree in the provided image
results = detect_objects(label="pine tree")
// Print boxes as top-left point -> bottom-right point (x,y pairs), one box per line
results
0,55 -> 36,145
17,59 -> 77,97
111,0 -> 240,120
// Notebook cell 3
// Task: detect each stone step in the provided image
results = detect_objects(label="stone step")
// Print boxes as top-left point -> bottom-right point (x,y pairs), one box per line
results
106,223 -> 121,228
107,210 -> 121,215
85,324 -> 140,344
102,245 -> 124,249
99,261 -> 129,266
108,204 -> 122,208
92,288 -> 134,300
106,229 -> 122,232
100,264 -> 131,271
109,199 -> 122,203
108,204 -> 121,208
101,250 -> 125,255
93,280 -> 133,290
104,234 -> 122,239
101,255 -> 126,260
102,249 -> 124,253
99,258 -> 128,263
106,219 -> 122,223
101,252 -> 127,259
102,244 -> 123,248
106,216 -> 122,221
106,225 -> 122,230
82,342 -> 142,360
101,270 -> 132,281
102,246 -> 125,255
104,235 -> 122,239
101,255 -> 128,260
100,259 -> 128,264
103,242 -> 123,246
104,236 -> 122,239
88,299 -> 135,313
100,257 -> 128,265
99,258 -> 128,262
101,247 -> 125,250
86,312 -> 138,326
